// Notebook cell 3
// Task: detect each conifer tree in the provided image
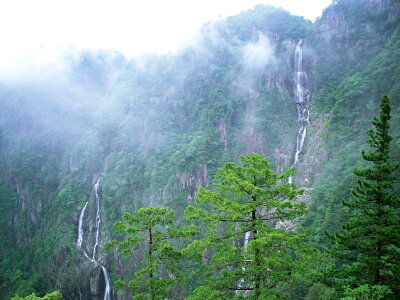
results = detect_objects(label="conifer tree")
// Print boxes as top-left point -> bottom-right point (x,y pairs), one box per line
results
331,95 -> 400,297
106,206 -> 198,300
185,154 -> 319,299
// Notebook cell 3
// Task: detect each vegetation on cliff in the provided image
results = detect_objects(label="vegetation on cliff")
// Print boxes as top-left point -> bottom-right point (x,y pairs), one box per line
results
0,0 -> 399,299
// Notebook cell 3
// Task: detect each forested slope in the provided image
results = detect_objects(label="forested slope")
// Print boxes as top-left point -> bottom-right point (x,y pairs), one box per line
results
0,0 -> 399,299
302,0 -> 400,244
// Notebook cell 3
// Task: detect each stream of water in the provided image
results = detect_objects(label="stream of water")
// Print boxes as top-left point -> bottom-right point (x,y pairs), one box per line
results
236,39 -> 311,294
289,39 -> 310,184
77,202 -> 88,249
77,177 -> 111,300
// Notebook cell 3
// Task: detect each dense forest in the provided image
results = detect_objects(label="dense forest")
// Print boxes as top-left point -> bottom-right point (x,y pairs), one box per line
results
0,0 -> 399,299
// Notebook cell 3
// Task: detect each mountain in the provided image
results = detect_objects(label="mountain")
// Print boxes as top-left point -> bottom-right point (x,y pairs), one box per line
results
0,0 -> 399,299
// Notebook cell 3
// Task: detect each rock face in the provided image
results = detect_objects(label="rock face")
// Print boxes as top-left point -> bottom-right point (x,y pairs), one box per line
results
236,99 -> 267,155
315,5 -> 349,42
71,260 -> 108,300
89,266 -> 104,300
296,113 -> 329,188
317,0 -> 398,38
175,165 -> 209,202
1,1 -> 399,299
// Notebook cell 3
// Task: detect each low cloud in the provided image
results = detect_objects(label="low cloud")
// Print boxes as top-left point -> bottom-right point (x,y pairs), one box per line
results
241,32 -> 276,72
184,21 -> 227,57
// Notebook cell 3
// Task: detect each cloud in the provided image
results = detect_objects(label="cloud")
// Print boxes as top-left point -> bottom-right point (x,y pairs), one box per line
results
183,21 -> 225,57
241,32 -> 276,72
0,45 -> 73,83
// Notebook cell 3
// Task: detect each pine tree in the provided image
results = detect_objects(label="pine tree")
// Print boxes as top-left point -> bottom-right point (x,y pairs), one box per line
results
185,154 -> 320,299
106,206 -> 198,300
331,95 -> 400,297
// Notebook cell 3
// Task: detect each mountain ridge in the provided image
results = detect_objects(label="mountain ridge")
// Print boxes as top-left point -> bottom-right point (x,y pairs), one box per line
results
0,1 -> 399,298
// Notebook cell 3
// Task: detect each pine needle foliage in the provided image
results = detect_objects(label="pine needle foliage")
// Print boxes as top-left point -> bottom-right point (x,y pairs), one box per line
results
106,206 -> 199,300
330,95 -> 400,297
186,154 -> 320,299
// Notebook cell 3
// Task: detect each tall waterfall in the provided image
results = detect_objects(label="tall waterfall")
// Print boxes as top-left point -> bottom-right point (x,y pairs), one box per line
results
289,39 -> 310,184
236,39 -> 311,295
77,177 -> 112,300
77,202 -> 88,249
92,178 -> 101,261
102,266 -> 111,300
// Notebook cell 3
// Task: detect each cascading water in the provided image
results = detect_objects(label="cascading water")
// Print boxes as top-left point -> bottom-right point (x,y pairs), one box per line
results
102,266 -> 111,300
243,231 -> 251,246
236,39 -> 310,295
77,202 -> 94,262
77,202 -> 88,249
235,231 -> 252,294
92,178 -> 101,261
289,39 -> 310,184
77,177 -> 112,300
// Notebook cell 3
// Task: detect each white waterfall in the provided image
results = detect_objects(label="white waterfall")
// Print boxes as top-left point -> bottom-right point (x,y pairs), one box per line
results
294,126 -> 307,165
243,231 -> 251,247
92,177 -> 101,261
76,177 -> 112,299
77,202 -> 88,249
102,266 -> 111,300
289,39 -> 310,184
235,231 -> 252,294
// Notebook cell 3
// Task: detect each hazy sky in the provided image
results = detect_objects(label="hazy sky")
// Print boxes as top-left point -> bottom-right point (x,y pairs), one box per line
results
0,0 -> 332,70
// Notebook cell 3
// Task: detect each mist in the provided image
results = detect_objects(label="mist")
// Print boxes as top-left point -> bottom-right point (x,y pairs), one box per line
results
2,1 -> 398,299
241,32 -> 277,72
0,45 -> 128,157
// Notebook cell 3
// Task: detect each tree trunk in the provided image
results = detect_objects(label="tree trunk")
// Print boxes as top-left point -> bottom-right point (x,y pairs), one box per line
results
252,206 -> 261,299
149,227 -> 155,300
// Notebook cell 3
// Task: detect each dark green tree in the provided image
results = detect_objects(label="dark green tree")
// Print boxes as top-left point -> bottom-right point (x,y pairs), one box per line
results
331,95 -> 400,297
106,206 -> 198,300
185,154 -> 320,299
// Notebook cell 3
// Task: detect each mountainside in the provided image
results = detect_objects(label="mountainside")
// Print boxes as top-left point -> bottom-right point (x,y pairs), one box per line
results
0,1 -> 399,299
302,0 -> 400,243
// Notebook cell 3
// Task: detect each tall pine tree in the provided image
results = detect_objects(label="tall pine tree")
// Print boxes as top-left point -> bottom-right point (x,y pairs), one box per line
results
331,95 -> 400,297
185,154 -> 320,299
106,206 -> 198,300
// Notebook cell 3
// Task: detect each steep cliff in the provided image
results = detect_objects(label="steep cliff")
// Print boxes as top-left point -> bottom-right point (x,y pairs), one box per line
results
0,1 -> 399,299
301,0 -> 400,241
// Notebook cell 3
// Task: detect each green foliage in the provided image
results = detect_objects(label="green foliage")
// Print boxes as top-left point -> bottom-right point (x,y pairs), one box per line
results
225,4 -> 312,42
185,154 -> 321,299
107,206 -> 199,299
329,96 -> 400,296
312,0 -> 399,105
305,283 -> 336,300
0,5 -> 313,296
11,291 -> 62,300
305,0 -> 400,251
1,1 -> 399,298
343,284 -> 393,300
186,286 -> 226,300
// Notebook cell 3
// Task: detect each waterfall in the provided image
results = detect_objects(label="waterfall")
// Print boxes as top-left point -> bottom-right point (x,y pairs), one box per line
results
235,231 -> 252,294
76,177 -> 112,299
289,39 -> 310,184
243,231 -> 251,247
102,266 -> 111,300
77,202 -> 88,249
77,202 -> 94,262
92,178 -> 101,261
294,126 -> 307,165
